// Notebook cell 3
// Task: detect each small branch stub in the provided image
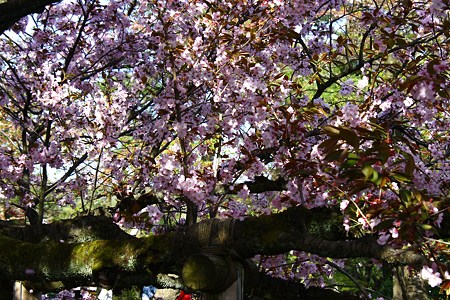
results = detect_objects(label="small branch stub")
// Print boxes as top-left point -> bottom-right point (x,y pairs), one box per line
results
182,253 -> 238,293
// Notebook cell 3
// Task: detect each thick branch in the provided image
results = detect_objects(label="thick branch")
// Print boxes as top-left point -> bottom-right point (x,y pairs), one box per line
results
0,0 -> 61,34
0,215 -> 134,243
0,232 -> 177,288
229,207 -> 383,259
0,208 -> 424,291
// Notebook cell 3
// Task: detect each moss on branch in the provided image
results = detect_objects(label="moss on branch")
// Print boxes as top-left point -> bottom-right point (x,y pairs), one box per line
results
0,208 -> 422,293
0,232 -> 176,287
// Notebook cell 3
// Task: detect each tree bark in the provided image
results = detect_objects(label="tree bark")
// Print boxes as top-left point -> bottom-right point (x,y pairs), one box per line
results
392,266 -> 428,300
0,0 -> 61,34
0,215 -> 134,243
0,207 -> 424,297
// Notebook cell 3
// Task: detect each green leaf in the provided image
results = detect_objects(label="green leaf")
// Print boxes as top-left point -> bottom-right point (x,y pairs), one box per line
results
403,152 -> 415,178
362,165 -> 382,185
379,176 -> 388,188
323,125 -> 341,135
390,172 -> 412,183
399,189 -> 412,205
362,164 -> 374,179
420,224 -> 439,235
413,189 -> 423,202
344,152 -> 359,167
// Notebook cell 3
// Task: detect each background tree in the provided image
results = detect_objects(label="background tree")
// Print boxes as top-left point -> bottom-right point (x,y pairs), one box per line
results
0,0 -> 449,299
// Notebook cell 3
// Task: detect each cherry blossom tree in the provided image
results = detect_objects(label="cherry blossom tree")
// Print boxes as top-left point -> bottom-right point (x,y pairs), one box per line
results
0,0 -> 449,299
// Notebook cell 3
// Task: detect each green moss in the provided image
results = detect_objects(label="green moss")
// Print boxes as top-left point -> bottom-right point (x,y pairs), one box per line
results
0,227 -> 174,286
70,240 -> 140,272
